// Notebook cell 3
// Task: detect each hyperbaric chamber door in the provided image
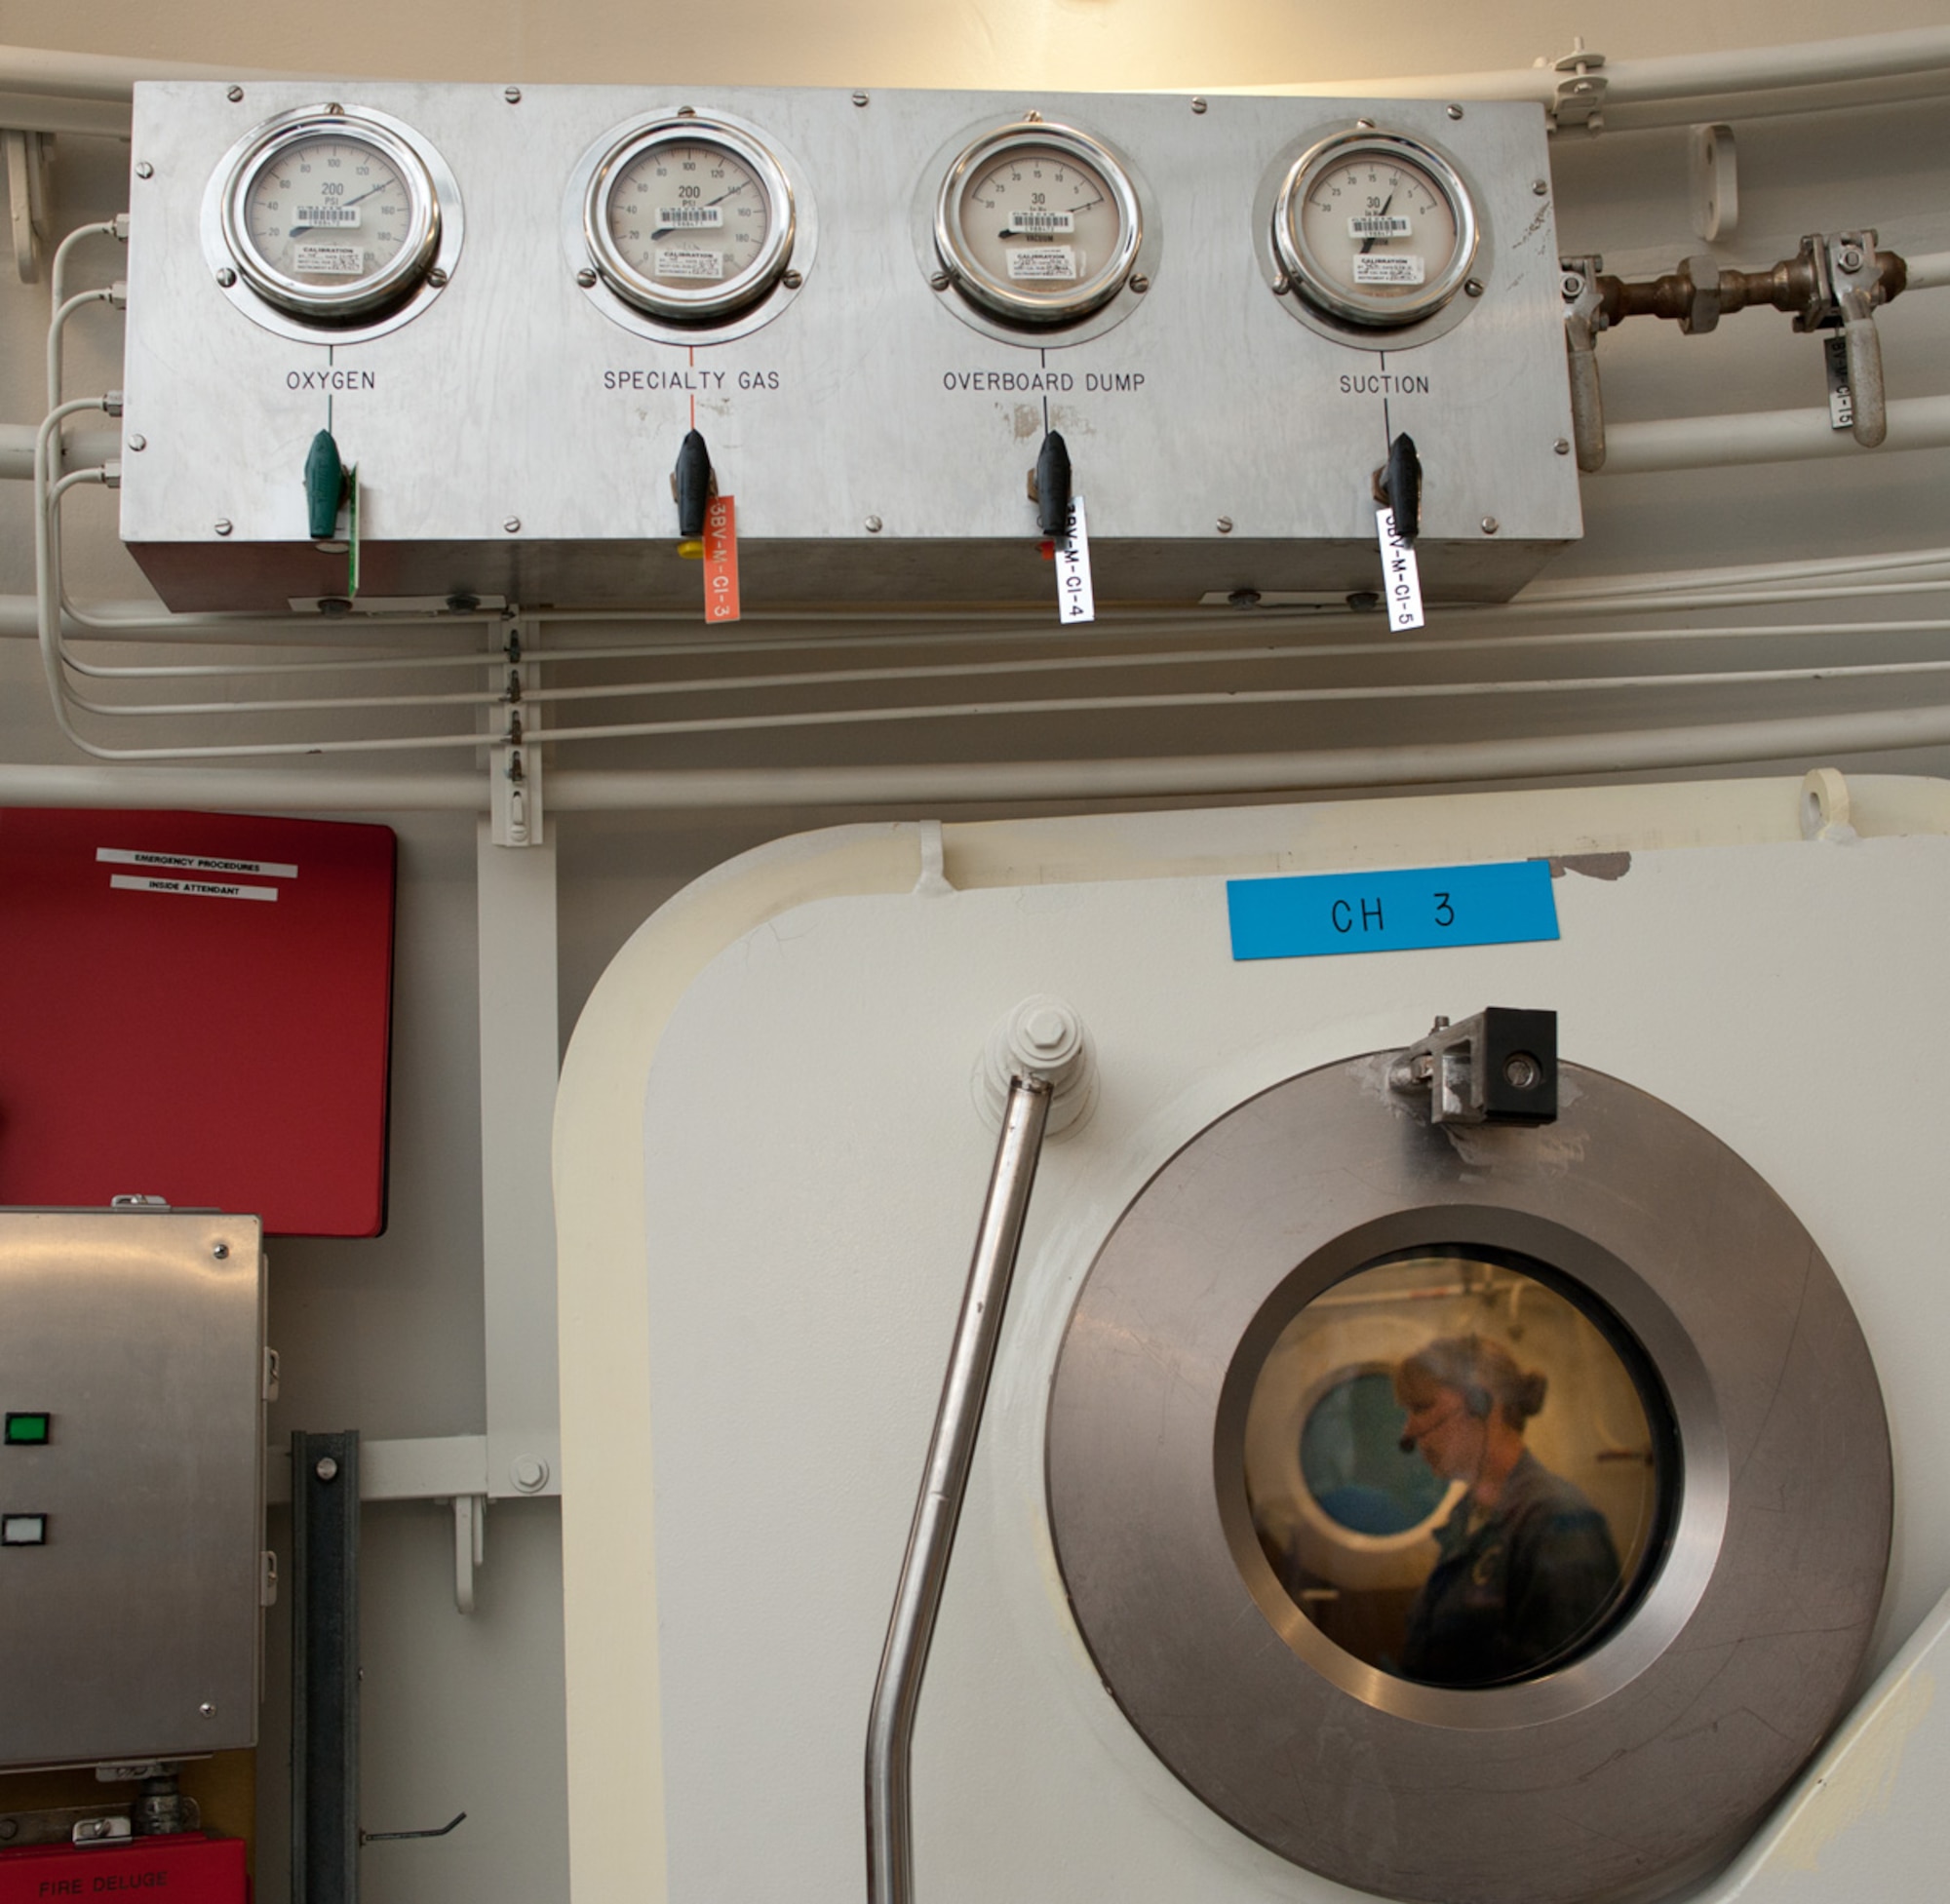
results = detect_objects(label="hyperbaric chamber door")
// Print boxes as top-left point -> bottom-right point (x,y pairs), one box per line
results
1048,1052 -> 1892,1904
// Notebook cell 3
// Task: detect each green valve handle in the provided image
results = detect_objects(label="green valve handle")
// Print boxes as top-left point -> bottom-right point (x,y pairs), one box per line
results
304,429 -> 345,540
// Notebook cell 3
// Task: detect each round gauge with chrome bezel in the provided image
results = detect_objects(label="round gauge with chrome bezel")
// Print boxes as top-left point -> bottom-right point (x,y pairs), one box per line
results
581,113 -> 797,323
212,104 -> 457,329
1272,129 -> 1478,330
933,120 -> 1144,327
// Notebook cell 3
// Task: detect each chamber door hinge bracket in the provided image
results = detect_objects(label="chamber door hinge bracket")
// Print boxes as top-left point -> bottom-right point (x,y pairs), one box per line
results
1544,39 -> 1608,135
1388,1007 -> 1559,1126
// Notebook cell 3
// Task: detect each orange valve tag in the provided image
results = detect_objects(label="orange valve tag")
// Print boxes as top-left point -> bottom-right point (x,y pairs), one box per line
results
703,494 -> 741,624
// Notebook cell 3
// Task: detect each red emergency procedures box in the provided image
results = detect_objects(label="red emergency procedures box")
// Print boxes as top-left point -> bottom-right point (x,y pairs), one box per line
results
0,808 -> 395,1236
0,1831 -> 247,1900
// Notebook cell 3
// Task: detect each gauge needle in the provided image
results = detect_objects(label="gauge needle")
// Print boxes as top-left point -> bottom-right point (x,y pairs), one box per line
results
289,180 -> 390,237
650,184 -> 744,242
1360,194 -> 1394,255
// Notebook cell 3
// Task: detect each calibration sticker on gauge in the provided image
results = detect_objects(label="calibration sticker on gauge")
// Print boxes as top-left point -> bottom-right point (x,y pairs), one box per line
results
1226,860 -> 1559,960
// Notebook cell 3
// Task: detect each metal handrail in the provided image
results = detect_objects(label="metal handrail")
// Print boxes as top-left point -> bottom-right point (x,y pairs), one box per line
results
865,1074 -> 1053,1904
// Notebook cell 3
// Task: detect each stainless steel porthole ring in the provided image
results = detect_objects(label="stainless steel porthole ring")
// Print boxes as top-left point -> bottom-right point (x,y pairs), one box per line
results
219,107 -> 443,321
1046,1052 -> 1891,1904
933,121 -> 1144,326
1271,128 -> 1479,330
582,115 -> 797,322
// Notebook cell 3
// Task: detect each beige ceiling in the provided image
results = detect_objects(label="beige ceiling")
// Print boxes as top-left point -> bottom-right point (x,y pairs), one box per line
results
5,0 -> 1947,92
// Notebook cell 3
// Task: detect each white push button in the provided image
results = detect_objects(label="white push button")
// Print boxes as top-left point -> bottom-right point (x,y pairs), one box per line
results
1,1514 -> 47,1545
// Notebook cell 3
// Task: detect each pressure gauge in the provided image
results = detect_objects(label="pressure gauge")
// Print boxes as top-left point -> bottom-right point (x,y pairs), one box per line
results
582,115 -> 796,323
933,122 -> 1144,327
1272,130 -> 1479,330
215,107 -> 448,322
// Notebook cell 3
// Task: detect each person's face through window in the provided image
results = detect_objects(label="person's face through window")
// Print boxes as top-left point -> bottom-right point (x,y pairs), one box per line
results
1398,1381 -> 1485,1482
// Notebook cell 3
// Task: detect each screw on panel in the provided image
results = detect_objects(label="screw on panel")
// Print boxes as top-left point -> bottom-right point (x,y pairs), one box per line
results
1228,589 -> 1261,607
128,434 -> 145,451
1446,103 -> 1464,119
865,515 -> 883,533
1190,97 -> 1208,113
1533,178 -> 1550,195
315,1457 -> 339,1482
1024,109 -> 1043,123
852,92 -> 870,107
215,266 -> 237,288
503,518 -> 522,533
214,520 -> 232,536
1270,271 -> 1290,294
325,103 -> 343,117
427,266 -> 448,288
199,1703 -> 216,1719
928,270 -> 952,291
1130,274 -> 1150,292
575,267 -> 598,288
1554,438 -> 1571,454
1215,517 -> 1233,534
1356,118 -> 1376,130
782,268 -> 803,289
226,86 -> 244,103
504,86 -> 523,103
135,161 -> 154,179
677,105 -> 696,118
212,1242 -> 229,1259
1481,516 -> 1501,534
1465,278 -> 1485,297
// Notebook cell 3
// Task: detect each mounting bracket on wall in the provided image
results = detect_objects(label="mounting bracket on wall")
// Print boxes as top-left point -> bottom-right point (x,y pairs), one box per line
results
1387,1007 -> 1559,1126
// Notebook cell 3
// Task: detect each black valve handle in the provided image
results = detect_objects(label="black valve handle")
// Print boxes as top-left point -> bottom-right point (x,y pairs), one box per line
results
1375,432 -> 1422,546
673,429 -> 713,541
1034,430 -> 1072,540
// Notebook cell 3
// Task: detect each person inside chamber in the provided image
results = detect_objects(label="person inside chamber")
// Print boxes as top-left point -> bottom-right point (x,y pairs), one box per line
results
1393,1333 -> 1622,1687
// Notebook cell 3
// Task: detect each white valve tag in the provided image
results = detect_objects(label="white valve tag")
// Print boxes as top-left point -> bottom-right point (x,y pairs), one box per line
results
1823,334 -> 1854,432
1056,493 -> 1096,624
1377,506 -> 1424,630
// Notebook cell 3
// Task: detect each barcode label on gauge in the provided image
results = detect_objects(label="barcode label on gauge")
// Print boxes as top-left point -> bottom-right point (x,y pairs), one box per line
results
1009,246 -> 1077,281
297,205 -> 362,227
655,247 -> 725,280
1013,212 -> 1075,234
1348,214 -> 1412,238
294,244 -> 365,277
1353,253 -> 1424,285
657,206 -> 723,227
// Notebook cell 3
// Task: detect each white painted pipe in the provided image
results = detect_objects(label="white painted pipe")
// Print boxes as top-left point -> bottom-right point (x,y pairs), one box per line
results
1903,252 -> 1950,292
10,700 -> 1950,814
0,425 -> 118,481
1600,394 -> 1950,475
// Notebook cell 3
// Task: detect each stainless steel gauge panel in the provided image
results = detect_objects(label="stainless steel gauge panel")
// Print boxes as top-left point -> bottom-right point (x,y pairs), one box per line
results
201,102 -> 463,344
1256,125 -> 1485,351
569,108 -> 813,341
930,119 -> 1148,332
1048,1055 -> 1891,1904
127,84 -> 1579,611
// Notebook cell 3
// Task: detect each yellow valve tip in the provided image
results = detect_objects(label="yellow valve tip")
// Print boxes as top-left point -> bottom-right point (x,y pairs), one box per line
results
677,539 -> 705,560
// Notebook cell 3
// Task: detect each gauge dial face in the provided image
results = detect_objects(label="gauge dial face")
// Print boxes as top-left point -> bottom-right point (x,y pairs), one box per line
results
221,112 -> 440,321
585,120 -> 794,321
936,124 -> 1142,325
1274,133 -> 1477,330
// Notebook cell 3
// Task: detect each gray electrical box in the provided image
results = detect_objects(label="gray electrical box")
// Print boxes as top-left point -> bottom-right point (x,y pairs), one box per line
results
120,82 -> 1580,613
0,1210 -> 266,1768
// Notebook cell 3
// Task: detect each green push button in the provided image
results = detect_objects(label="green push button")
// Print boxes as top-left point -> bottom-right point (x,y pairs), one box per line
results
4,1414 -> 50,1446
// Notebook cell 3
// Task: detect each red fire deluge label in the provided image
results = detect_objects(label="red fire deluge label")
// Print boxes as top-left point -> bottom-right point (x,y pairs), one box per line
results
704,494 -> 740,623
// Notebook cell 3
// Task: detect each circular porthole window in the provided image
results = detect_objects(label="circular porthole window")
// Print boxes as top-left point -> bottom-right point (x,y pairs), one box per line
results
1245,1251 -> 1673,1689
1046,1051 -> 1890,1904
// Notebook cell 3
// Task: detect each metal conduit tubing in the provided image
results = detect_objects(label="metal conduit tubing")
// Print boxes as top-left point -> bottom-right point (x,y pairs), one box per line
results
1600,394 -> 1950,474
18,690 -> 1950,813
0,426 -> 118,480
57,619 -> 1950,724
867,1075 -> 1053,1904
1905,253 -> 1950,292
46,640 -> 1950,756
